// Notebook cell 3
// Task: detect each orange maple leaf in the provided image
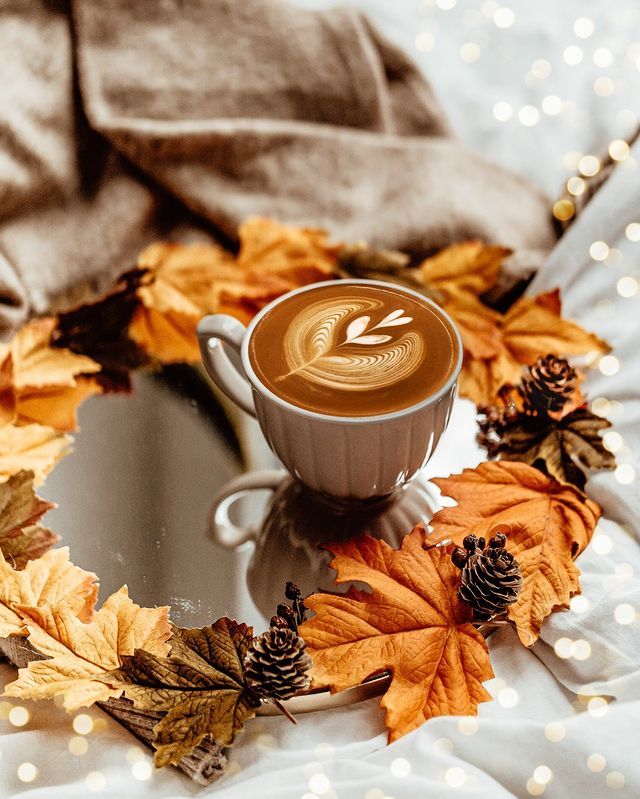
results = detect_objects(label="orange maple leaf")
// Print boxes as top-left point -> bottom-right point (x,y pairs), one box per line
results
0,318 -> 101,431
450,290 -> 609,405
420,240 -> 512,299
300,527 -> 494,742
129,219 -> 337,363
429,461 -> 601,646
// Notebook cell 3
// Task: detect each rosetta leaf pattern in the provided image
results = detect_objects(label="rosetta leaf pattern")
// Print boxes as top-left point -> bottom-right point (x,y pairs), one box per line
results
280,298 -> 420,392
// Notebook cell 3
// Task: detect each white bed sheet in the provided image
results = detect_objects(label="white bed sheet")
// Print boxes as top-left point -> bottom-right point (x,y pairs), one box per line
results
2,2 -> 639,797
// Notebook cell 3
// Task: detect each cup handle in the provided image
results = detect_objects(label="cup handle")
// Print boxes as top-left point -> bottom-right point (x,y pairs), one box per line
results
207,470 -> 285,548
197,315 -> 256,417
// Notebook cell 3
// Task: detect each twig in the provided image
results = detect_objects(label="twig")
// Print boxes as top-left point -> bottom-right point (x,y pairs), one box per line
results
273,699 -> 297,725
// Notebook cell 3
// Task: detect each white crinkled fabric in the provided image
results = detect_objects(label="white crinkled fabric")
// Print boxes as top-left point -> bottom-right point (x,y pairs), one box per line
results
1,1 -> 639,797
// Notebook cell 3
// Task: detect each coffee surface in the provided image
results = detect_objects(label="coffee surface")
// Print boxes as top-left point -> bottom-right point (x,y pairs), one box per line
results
248,283 -> 459,417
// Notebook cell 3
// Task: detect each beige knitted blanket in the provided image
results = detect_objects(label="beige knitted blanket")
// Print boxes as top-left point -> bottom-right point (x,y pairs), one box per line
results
0,0 -> 555,337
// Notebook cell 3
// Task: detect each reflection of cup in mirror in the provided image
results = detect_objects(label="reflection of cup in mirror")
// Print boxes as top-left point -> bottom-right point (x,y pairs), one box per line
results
210,471 -> 441,621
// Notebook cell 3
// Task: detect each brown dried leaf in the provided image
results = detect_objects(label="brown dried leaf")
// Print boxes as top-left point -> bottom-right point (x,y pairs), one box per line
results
0,547 -> 98,638
429,461 -> 601,645
0,471 -> 57,568
106,619 -> 258,767
4,587 -> 171,710
0,424 -> 72,485
300,528 -> 494,742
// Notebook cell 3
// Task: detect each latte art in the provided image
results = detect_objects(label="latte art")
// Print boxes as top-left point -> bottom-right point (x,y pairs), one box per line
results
248,282 -> 460,417
279,298 -> 424,392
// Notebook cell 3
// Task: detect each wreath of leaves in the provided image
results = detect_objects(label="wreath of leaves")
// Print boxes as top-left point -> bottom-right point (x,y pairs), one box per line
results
0,218 -> 616,780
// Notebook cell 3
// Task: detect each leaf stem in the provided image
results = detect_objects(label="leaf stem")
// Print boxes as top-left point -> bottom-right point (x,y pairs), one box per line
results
273,699 -> 297,724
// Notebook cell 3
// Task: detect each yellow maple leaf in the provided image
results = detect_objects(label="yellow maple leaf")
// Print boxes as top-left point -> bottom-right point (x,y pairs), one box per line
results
4,586 -> 171,710
300,527 -> 494,742
0,318 -> 101,431
129,219 -> 337,363
0,424 -> 72,485
419,241 -> 511,299
429,461 -> 601,646
0,547 -> 97,638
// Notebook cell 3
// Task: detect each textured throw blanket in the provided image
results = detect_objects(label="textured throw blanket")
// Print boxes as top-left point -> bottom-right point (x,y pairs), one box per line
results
0,0 -> 556,337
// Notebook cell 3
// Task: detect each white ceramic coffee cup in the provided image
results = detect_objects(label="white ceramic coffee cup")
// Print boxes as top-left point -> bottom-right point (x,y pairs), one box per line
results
197,280 -> 462,503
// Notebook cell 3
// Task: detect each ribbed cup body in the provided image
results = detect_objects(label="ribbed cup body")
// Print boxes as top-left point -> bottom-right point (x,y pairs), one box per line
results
253,385 -> 456,502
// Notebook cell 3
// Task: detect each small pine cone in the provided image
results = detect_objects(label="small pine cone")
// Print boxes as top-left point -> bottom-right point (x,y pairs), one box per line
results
459,540 -> 523,621
244,627 -> 312,700
522,355 -> 577,414
476,404 -> 517,457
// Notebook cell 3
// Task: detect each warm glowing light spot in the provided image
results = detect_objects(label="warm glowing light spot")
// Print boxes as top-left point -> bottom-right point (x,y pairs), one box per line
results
609,140 -> 630,161
445,767 -> 466,787
617,276 -> 638,297
458,716 -> 479,735
567,176 -> 585,195
587,753 -> 606,772
493,101 -> 512,121
460,42 -> 481,62
17,763 -> 38,782
589,240 -> 609,261
572,639 -> 591,660
615,464 -> 635,484
588,697 -> 608,717
553,200 -> 574,221
391,758 -> 411,777
415,32 -> 436,52
614,603 -> 635,624
603,431 -> 623,453
434,737 -> 454,755
541,95 -> 562,115
309,773 -> 331,794
498,687 -> 519,707
526,778 -> 545,796
598,355 -> 619,376
579,155 -> 600,176
8,706 -> 29,727
625,222 -> 640,241
574,18 -> 594,38
562,150 -> 581,170
570,595 -> 589,614
86,771 -> 106,791
593,48 -> 614,68
606,771 -> 625,789
494,7 -> 515,28
554,637 -> 573,658
591,533 -> 613,555
563,46 -> 583,65
73,714 -> 94,735
544,721 -> 566,742
68,736 -> 89,756
531,59 -> 551,79
594,77 -> 615,96
132,760 -> 153,781
518,105 -> 540,126
533,766 -> 552,784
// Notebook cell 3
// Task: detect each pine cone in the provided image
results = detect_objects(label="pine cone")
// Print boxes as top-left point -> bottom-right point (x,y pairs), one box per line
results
476,403 -> 519,457
244,627 -> 312,700
453,532 -> 522,620
521,355 -> 577,414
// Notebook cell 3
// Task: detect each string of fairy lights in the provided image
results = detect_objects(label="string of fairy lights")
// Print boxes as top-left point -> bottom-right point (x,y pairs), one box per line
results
1,1 -> 638,795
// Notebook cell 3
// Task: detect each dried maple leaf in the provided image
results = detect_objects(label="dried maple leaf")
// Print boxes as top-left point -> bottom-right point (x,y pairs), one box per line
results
105,619 -> 259,767
0,423 -> 72,485
429,461 -> 601,646
0,318 -> 102,431
483,407 -> 616,490
4,586 -> 171,710
129,220 -> 337,362
452,290 -> 609,405
53,269 -> 149,392
0,471 -> 58,568
299,528 -> 494,742
0,547 -> 97,638
419,241 -> 512,299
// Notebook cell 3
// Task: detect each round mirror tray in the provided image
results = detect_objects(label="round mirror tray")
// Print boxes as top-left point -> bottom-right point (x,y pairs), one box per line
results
43,369 -> 444,714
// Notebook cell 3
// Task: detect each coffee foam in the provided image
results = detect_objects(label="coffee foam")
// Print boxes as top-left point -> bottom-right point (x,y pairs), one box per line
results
249,283 -> 459,417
